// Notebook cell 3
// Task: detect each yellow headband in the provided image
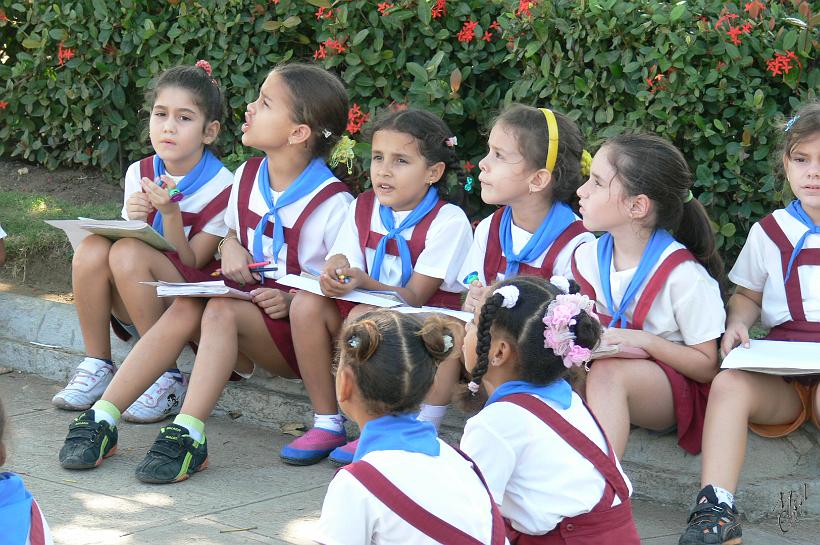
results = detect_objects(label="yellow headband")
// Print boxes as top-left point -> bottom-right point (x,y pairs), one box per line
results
539,107 -> 559,172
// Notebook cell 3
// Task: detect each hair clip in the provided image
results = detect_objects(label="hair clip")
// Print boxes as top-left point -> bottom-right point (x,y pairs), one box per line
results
464,176 -> 474,192
195,60 -> 212,76
493,285 -> 520,309
549,275 -> 570,294
445,136 -> 458,147
580,149 -> 592,177
467,381 -> 480,395
329,135 -> 357,175
442,334 -> 454,351
784,115 -> 800,133
322,128 -> 332,139
347,335 -> 361,349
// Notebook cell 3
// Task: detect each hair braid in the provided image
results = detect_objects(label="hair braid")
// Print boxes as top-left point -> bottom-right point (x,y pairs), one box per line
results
472,293 -> 503,385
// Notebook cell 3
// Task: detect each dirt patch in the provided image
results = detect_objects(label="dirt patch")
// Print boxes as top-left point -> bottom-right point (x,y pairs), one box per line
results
0,159 -> 122,296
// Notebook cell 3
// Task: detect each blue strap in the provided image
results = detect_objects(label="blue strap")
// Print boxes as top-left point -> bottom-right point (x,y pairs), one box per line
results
150,150 -> 225,236
486,379 -> 572,409
499,202 -> 576,277
784,200 -> 820,282
353,413 -> 440,462
597,229 -> 675,328
370,187 -> 439,287
0,472 -> 33,545
253,157 -> 334,264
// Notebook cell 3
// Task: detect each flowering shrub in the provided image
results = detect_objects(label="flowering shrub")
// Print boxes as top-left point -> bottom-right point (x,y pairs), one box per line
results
0,0 -> 817,258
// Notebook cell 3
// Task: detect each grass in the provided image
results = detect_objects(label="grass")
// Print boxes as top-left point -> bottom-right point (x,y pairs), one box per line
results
0,190 -> 120,282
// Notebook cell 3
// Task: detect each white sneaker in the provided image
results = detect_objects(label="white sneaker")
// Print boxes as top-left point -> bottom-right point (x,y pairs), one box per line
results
122,371 -> 187,424
52,358 -> 116,410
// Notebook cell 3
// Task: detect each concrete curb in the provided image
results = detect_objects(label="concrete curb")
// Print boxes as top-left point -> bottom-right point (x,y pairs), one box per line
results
1,290 -> 818,521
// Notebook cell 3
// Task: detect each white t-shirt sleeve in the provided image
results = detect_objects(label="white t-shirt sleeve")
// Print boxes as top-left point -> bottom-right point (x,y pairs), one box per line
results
315,473 -> 376,545
120,161 -> 143,220
458,215 -> 492,286
327,198 -> 366,269
0,223 -> 6,239
460,418 -> 516,504
554,230 -> 596,279
728,222 -> 768,293
670,262 -> 726,346
414,205 -> 473,285
224,163 -> 244,233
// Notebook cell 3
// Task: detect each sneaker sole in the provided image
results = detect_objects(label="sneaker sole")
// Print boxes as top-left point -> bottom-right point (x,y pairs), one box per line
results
52,397 -> 94,411
60,445 -> 118,470
121,411 -> 178,424
136,457 -> 209,485
280,453 -> 330,466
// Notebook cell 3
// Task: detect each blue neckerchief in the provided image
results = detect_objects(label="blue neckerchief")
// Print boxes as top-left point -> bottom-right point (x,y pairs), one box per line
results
353,413 -> 440,462
784,200 -> 820,282
0,472 -> 33,545
499,202 -> 576,277
151,150 -> 224,236
254,157 -> 334,264
485,379 -> 573,409
370,187 -> 440,287
597,229 -> 675,328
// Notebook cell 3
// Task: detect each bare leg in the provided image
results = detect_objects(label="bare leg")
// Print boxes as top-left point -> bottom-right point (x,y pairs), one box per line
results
290,292 -> 343,415
700,370 -> 802,492
109,238 -> 185,336
180,298 -> 296,421
72,235 -> 130,360
100,298 -> 205,412
586,358 -> 676,459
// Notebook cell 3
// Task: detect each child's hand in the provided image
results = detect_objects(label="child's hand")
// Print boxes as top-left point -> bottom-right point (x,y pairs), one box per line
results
335,266 -> 368,290
462,280 -> 487,313
220,239 -> 261,286
125,191 -> 154,222
721,322 -> 750,358
602,328 -> 651,350
141,175 -> 179,215
250,287 -> 293,319
323,254 -> 350,279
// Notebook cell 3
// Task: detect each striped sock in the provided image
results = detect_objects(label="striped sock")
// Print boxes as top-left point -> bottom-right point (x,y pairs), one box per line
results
173,413 -> 205,443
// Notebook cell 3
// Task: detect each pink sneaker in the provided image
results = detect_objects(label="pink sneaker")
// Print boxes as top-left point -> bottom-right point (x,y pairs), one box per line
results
280,427 -> 346,466
328,438 -> 359,467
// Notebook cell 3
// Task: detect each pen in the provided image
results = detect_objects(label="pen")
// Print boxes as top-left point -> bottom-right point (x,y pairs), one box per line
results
210,264 -> 278,277
337,274 -> 351,284
462,271 -> 479,285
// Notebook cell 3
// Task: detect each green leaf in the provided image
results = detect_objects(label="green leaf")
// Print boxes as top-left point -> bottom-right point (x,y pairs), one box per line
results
282,16 -> 301,29
720,223 -> 736,237
304,0 -> 332,7
669,3 -> 686,22
352,29 -> 369,47
417,0 -> 432,27
22,38 -> 45,49
405,62 -> 428,82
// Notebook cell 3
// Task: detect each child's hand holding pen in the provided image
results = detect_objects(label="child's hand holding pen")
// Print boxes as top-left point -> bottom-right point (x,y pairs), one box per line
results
461,271 -> 487,313
140,175 -> 181,215
220,244 -> 264,286
320,254 -> 355,296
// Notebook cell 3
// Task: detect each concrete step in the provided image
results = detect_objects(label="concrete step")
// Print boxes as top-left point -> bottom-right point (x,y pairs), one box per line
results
1,290 -> 818,522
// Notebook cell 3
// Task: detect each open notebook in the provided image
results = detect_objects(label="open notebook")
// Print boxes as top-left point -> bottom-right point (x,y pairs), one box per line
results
46,218 -> 175,252
276,273 -> 409,308
721,339 -> 820,376
141,280 -> 252,300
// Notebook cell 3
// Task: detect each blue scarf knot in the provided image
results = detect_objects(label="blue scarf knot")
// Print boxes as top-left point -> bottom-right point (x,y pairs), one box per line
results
784,200 -> 820,282
597,229 -> 676,328
370,187 -> 440,287
353,413 -> 440,462
486,379 -> 573,409
253,157 -> 334,264
151,150 -> 224,236
499,202 -> 576,277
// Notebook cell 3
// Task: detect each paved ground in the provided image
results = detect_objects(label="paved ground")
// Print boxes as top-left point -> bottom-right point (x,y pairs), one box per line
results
1,371 -> 817,545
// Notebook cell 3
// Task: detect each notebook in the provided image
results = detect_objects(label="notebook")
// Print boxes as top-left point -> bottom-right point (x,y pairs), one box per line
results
720,339 -> 820,376
276,273 -> 408,308
46,218 -> 175,252
141,280 -> 252,300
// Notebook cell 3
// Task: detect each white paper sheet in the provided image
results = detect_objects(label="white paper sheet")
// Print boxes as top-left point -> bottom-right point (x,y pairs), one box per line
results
141,281 -> 252,301
276,274 -> 404,308
720,339 -> 820,375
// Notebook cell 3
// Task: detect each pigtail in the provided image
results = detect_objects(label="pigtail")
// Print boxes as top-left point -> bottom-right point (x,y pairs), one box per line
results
418,315 -> 455,362
472,292 -> 504,386
343,319 -> 382,364
675,197 -> 726,296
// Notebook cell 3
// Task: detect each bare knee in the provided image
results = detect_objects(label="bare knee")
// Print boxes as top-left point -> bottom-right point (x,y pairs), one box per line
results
109,238 -> 154,275
586,358 -> 626,392
200,298 -> 240,330
290,291 -> 333,327
166,297 -> 206,322
709,369 -> 754,403
73,235 -> 112,275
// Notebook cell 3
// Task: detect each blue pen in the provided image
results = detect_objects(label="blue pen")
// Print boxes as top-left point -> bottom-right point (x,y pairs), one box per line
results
462,271 -> 480,285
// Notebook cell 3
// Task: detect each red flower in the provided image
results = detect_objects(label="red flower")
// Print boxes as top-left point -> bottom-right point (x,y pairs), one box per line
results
431,0 -> 446,19
457,20 -> 479,43
0,101 -> 9,110
714,13 -> 739,30
0,9 -> 8,22
516,0 -> 535,17
315,7 -> 333,19
465,160 -> 475,171
58,42 -> 75,65
377,2 -> 393,15
767,51 -> 801,77
313,45 -> 327,60
323,37 -> 346,54
744,0 -> 765,19
482,32 -> 493,42
489,20 -> 501,32
347,103 -> 370,135
725,23 -> 751,45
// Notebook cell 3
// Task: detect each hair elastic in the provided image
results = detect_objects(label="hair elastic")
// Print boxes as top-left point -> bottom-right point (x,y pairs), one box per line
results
445,136 -> 458,147
464,176 -> 474,192
580,149 -> 592,177
683,189 -> 694,203
329,135 -> 356,174
195,59 -> 212,76
784,115 -> 800,133
538,108 -> 559,172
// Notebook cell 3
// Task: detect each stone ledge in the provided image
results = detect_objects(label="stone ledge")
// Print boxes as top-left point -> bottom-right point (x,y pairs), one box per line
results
1,290 -> 818,521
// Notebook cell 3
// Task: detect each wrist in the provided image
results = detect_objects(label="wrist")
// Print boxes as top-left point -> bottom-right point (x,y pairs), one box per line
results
218,235 -> 239,255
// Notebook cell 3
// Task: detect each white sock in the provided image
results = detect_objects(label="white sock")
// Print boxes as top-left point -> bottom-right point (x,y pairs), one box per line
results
712,485 -> 735,507
314,413 -> 345,433
417,404 -> 448,431
90,400 -> 120,427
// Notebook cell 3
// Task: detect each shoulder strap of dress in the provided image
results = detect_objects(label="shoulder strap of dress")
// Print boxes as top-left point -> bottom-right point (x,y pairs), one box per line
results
187,185 -> 232,239
344,460 -> 503,545
29,499 -> 48,545
139,155 -> 155,181
354,190 -> 377,261
284,181 -> 350,274
483,208 -> 506,284
541,220 -> 588,275
631,248 -> 697,330
237,157 -> 264,248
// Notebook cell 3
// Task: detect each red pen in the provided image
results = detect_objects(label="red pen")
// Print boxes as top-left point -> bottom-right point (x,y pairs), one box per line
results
210,261 -> 273,277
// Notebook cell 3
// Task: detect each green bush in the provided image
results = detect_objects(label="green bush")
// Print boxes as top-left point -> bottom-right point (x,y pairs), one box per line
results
0,0 -> 817,261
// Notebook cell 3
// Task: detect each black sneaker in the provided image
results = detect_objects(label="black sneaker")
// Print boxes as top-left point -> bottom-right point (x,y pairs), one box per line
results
134,423 -> 208,484
59,410 -> 118,469
679,486 -> 742,545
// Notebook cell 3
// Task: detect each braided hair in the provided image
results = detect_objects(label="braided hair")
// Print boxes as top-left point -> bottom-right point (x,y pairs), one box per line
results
338,310 -> 455,415
469,276 -> 602,391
